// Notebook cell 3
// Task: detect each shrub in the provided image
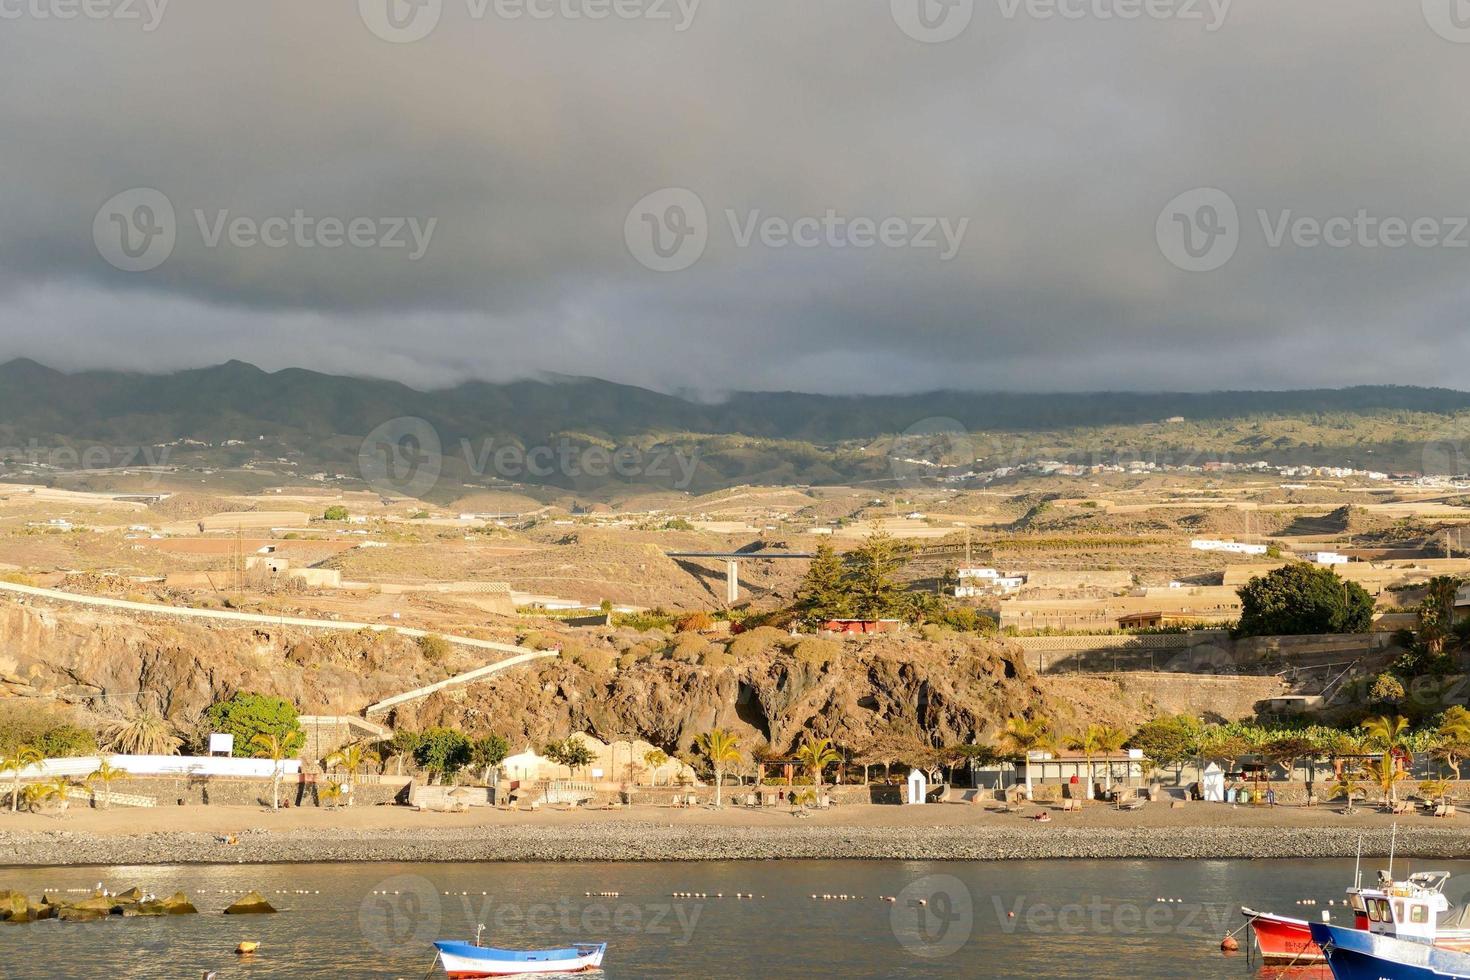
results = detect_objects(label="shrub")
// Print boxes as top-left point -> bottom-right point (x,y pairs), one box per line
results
35,724 -> 97,758
728,626 -> 789,658
203,693 -> 303,758
672,634 -> 712,662
322,505 -> 349,521
676,611 -> 714,633
417,634 -> 451,663
571,647 -> 615,673
700,647 -> 736,670
790,637 -> 839,668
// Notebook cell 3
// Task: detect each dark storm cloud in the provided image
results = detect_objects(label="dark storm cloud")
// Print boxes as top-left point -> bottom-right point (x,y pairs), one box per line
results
1,0 -> 1469,394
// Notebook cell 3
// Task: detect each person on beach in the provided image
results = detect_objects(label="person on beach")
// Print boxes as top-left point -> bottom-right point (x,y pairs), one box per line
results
1265,788 -> 1277,807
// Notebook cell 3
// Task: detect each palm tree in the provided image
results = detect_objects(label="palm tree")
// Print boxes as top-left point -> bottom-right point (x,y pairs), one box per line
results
102,707 -> 182,756
1096,725 -> 1129,794
643,749 -> 669,787
323,742 -> 379,807
251,733 -> 292,811
85,758 -> 125,810
1363,715 -> 1412,804
25,776 -> 72,815
3,745 -> 43,814
695,730 -> 742,807
1068,725 -> 1106,801
1330,770 -> 1366,814
795,735 -> 840,796
999,717 -> 1055,800
319,780 -> 345,809
1368,753 -> 1408,808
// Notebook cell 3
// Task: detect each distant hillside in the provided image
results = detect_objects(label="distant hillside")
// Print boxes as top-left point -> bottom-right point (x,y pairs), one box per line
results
2,359 -> 1468,492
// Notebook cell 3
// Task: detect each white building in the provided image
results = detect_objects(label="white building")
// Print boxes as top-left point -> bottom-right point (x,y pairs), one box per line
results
1190,539 -> 1269,555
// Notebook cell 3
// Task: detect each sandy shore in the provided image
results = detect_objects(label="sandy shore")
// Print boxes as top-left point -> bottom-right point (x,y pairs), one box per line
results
4,802 -> 1469,865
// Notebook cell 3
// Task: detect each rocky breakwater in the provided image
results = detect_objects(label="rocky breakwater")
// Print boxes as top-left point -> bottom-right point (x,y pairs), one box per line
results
0,885 -> 198,923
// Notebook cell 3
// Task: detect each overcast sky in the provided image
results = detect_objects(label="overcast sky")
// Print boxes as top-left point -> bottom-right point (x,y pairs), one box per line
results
2,0 -> 1469,395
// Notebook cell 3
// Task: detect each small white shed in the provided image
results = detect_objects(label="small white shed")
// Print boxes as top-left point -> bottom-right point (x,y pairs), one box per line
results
1201,762 -> 1225,803
906,768 -> 928,805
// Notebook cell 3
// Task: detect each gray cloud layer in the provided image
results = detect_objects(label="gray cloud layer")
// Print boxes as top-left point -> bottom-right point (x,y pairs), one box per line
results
2,0 -> 1469,394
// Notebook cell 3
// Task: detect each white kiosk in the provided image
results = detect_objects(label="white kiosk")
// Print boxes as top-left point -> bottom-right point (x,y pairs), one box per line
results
1201,762 -> 1225,802
906,768 -> 928,805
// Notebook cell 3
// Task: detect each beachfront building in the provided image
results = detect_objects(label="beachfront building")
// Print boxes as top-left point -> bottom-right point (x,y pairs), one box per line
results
1016,749 -> 1148,799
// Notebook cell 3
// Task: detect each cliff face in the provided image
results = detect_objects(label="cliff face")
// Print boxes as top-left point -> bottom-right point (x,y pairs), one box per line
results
0,597 -> 1046,754
0,599 -> 449,718
389,632 -> 1044,754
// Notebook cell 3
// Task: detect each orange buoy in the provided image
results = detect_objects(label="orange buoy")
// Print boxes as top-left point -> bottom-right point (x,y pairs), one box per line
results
1220,935 -> 1239,952
235,941 -> 260,956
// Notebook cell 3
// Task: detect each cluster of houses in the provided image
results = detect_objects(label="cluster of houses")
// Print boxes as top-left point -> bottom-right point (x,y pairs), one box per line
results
954,566 -> 1027,598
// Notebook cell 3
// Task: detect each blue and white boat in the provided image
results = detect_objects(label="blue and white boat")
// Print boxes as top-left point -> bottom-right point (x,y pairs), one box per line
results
433,927 -> 606,978
1310,921 -> 1470,979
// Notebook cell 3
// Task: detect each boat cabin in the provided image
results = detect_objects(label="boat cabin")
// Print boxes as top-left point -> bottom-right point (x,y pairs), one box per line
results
1346,871 -> 1470,945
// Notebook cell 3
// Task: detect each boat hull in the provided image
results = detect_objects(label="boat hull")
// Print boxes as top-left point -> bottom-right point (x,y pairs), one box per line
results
435,941 -> 606,978
1244,907 -> 1326,964
1310,922 -> 1470,980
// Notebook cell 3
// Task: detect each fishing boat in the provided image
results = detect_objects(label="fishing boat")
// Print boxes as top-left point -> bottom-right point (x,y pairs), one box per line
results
433,928 -> 607,978
1244,870 -> 1470,964
1309,921 -> 1470,980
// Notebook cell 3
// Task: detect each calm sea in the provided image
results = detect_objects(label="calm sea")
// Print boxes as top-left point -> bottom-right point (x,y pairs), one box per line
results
4,858 -> 1458,978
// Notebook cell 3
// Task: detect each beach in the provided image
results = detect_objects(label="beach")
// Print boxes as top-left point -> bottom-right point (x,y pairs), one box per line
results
3,802 -> 1467,866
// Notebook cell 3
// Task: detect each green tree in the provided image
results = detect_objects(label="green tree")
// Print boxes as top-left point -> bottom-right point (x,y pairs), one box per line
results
695,729 -> 742,807
1127,715 -> 1203,783
204,694 -> 303,759
1419,576 -> 1464,655
846,533 -> 906,620
323,505 -> 349,521
643,748 -> 669,786
470,734 -> 510,784
1330,770 -> 1365,813
794,542 -> 852,623
1067,725 -> 1107,801
1434,706 -> 1470,778
1236,563 -> 1374,637
413,728 -> 473,783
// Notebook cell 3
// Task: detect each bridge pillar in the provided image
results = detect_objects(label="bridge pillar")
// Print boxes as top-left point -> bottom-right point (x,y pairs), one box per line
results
726,560 -> 739,604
